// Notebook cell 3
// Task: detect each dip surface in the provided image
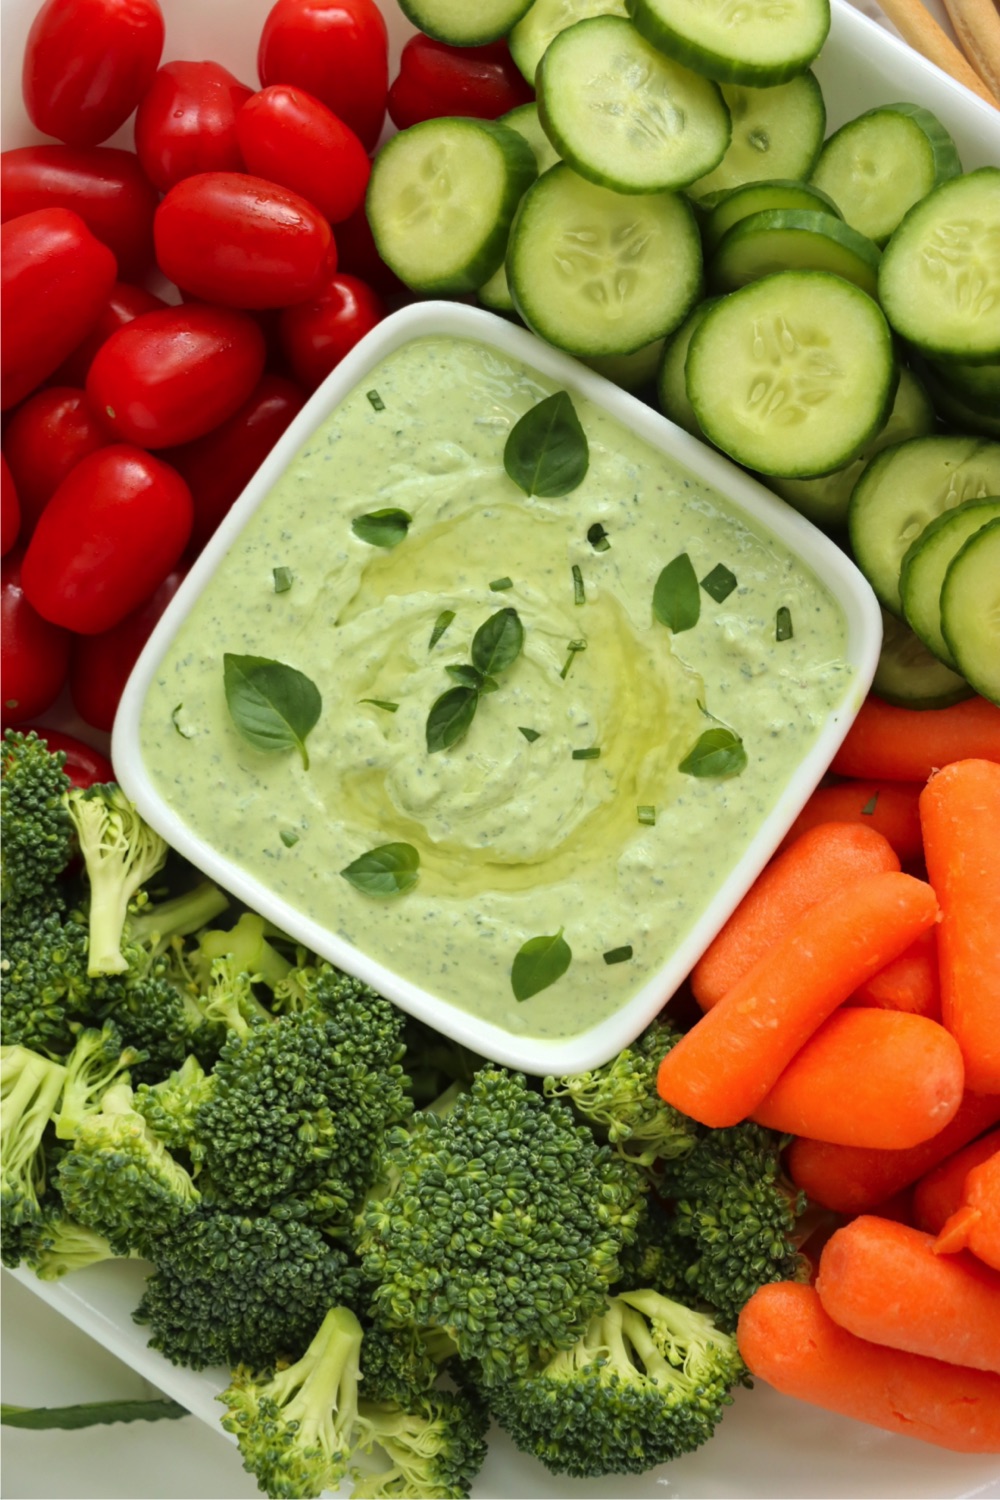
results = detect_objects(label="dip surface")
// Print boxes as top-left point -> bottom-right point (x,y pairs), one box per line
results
139,334 -> 852,1043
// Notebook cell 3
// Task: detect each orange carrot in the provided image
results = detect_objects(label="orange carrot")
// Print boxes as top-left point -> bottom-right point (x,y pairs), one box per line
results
777,780 -> 924,865
787,1091 -> 1000,1214
752,1009 -> 964,1149
816,1215 -> 1000,1374
737,1281 -> 1000,1453
658,871 -> 939,1128
847,928 -> 941,1020
692,822 -> 900,1010
919,759 -> 1000,1094
832,694 -> 1000,782
914,1128 -> 1000,1234
934,1152 -> 1000,1270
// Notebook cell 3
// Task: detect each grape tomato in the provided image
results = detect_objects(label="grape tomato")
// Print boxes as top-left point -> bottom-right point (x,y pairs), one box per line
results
236,85 -> 371,224
134,60 -> 253,193
22,0 -> 165,145
257,0 -> 389,151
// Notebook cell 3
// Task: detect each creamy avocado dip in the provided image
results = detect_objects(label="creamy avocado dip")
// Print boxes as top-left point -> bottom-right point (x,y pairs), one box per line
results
138,334 -> 851,1044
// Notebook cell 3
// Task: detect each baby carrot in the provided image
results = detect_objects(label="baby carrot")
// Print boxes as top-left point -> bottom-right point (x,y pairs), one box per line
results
919,759 -> 1000,1094
787,1091 -> 1000,1214
776,780 -> 924,865
737,1281 -> 1000,1453
752,1009 -> 964,1149
816,1215 -> 1000,1374
691,822 -> 901,1011
934,1152 -> 1000,1270
832,694 -> 1000,782
659,871 -> 938,1128
914,1128 -> 1000,1234
848,928 -> 941,1020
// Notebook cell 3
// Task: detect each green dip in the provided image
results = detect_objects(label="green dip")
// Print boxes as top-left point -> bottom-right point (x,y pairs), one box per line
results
139,334 -> 852,1043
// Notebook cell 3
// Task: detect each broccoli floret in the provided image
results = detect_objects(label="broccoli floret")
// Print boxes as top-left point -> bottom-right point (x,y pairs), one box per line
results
53,1021 -> 140,1140
15,1202 -> 124,1280
353,1388 -> 489,1500
133,1208 -> 360,1370
0,907 -> 108,1055
134,1053 -> 214,1162
357,1068 -> 645,1387
66,783 -> 168,976
661,1121 -> 810,1331
400,1014 -> 484,1110
614,1192 -> 693,1301
481,1287 -> 745,1478
544,1016 -> 698,1179
358,1320 -> 456,1408
273,961 -> 408,1068
1,730 -> 74,916
195,911 -> 293,996
0,1045 -> 68,1264
124,879 -> 231,959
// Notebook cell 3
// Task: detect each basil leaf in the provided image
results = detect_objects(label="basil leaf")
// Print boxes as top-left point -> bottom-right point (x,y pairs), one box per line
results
340,842 -> 420,897
446,664 -> 485,690
352,508 -> 411,548
511,928 -> 572,1002
426,685 -> 479,753
428,609 -> 456,650
653,553 -> 700,633
471,606 -> 523,677
1,1399 -> 187,1430
223,654 -> 321,770
504,391 -> 589,498
679,727 -> 747,779
359,698 -> 399,713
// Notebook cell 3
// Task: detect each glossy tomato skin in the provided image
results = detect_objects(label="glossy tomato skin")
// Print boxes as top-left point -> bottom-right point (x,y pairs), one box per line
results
14,725 -> 114,786
1,208 -> 117,411
22,0 -> 165,146
1,549 -> 72,726
236,86 -> 370,224
70,566 -> 185,732
166,373 -> 305,552
51,281 -> 167,388
0,146 -> 158,279
134,60 -> 253,193
278,272 -> 385,392
333,201 -> 407,298
3,387 -> 109,536
21,446 -> 193,635
257,0 -> 388,152
154,172 -> 337,310
387,37 -> 533,130
1,456 -> 20,557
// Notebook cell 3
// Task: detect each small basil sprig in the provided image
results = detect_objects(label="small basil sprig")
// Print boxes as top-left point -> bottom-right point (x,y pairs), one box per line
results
511,928 -> 572,1001
352,508 -> 411,548
504,391 -> 589,498
223,654 -> 321,770
426,686 -> 479,753
653,553 -> 700,633
679,727 -> 747,779
426,607 -> 523,753
340,842 -> 420,896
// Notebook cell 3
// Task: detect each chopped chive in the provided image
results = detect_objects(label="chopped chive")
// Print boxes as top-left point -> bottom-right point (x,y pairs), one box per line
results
861,793 -> 879,815
603,945 -> 633,965
637,805 -> 656,825
428,610 -> 456,650
776,606 -> 794,641
572,746 -> 601,760
272,566 -> 293,593
359,698 -> 399,713
560,639 -> 587,679
587,522 -> 610,552
280,829 -> 299,847
701,563 -> 737,602
572,564 -> 585,606
366,389 -> 385,411
490,576 -> 513,592
519,726 -> 541,742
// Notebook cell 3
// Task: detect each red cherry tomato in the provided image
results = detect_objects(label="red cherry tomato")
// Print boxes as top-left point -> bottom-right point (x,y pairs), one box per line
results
257,0 -> 388,152
166,373 -> 305,553
51,281 -> 167,388
1,549 -> 72,726
22,0 -> 165,146
21,446 -> 193,635
236,86 -> 370,225
134,60 -> 253,194
0,146 -> 158,280
70,566 -> 186,732
387,36 -> 533,131
3,387 -> 109,536
13,724 -> 114,787
1,208 -> 117,411
278,272 -> 385,392
1,456 -> 20,557
86,305 -> 266,450
154,172 -> 337,310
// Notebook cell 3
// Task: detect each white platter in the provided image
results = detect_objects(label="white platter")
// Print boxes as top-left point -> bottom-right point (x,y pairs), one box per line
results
3,0 -> 1000,1495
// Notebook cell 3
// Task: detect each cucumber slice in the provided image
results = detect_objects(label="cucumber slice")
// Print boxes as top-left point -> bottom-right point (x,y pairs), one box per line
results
367,118 -> 537,295
688,73 -> 826,200
809,102 -> 962,247
500,103 -> 562,175
583,336 -> 665,389
768,364 -> 936,530
709,209 -> 881,298
686,270 -> 896,478
872,608 -> 972,710
923,354 -> 1000,418
656,297 -> 720,437
941,519 -> 1000,705
506,163 -> 703,356
396,0 -> 534,45
848,435 -> 1000,616
477,260 -> 516,313
509,0 -> 629,84
627,0 -> 830,86
900,498 -> 1000,668
918,365 -> 1000,440
878,167 -> 1000,365
703,176 -> 841,254
536,16 -> 731,193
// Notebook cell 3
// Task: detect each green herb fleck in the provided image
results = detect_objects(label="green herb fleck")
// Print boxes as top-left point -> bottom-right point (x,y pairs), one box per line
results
366,389 -> 385,411
511,928 -> 572,1002
861,793 -> 879,815
637,805 -> 656,825
359,698 -> 399,713
340,842 -> 419,897
280,830 -> 299,848
171,704 -> 194,739
701,563 -> 737,603
223,654 -> 321,770
429,610 -> 456,650
653,553 -> 700,633
559,639 -> 587,680
679,727 -> 747,780
504,391 -> 589,498
272,566 -> 293,594
572,564 -> 585,606
352,508 -> 411,548
572,747 -> 600,761
519,726 -> 541,742
776,606 -> 794,641
489,576 -> 513,592
588,522 -> 610,552
603,945 -> 633,965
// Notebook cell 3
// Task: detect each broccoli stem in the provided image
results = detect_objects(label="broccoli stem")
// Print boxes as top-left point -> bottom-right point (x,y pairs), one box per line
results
126,882 -> 231,955
269,1305 -> 364,1456
66,788 -> 168,977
